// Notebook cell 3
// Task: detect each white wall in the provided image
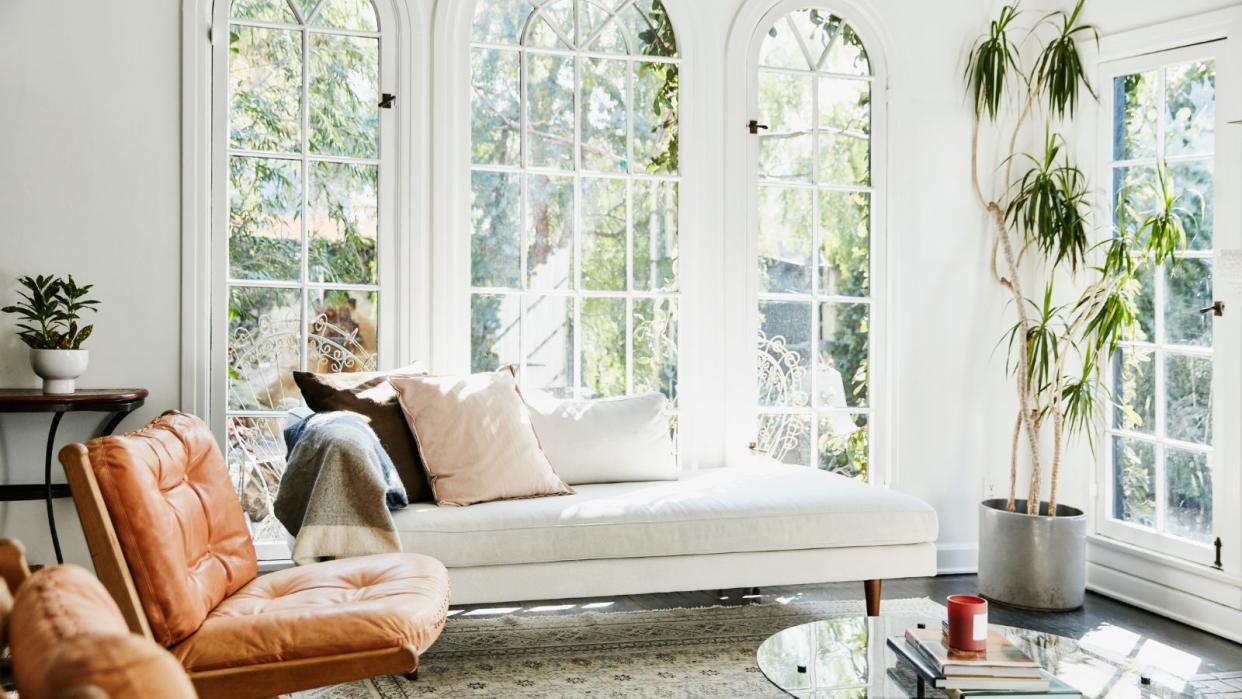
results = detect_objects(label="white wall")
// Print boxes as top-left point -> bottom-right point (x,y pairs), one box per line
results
0,0 -> 1048,574
0,0 -> 183,565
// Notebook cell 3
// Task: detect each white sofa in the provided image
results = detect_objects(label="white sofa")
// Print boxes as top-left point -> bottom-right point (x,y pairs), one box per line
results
390,460 -> 938,607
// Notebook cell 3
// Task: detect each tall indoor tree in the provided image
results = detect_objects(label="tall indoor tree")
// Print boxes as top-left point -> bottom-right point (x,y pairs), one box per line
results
966,0 -> 1192,519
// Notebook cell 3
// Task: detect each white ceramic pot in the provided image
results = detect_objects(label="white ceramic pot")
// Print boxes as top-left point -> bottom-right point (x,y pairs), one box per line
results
29,349 -> 89,394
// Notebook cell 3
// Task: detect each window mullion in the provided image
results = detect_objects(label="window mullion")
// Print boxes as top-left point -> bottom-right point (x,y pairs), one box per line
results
299,21 -> 312,374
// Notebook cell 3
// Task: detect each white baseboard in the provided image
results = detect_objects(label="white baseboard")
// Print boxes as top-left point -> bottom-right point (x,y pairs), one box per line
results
937,542 -> 978,574
1088,562 -> 1242,644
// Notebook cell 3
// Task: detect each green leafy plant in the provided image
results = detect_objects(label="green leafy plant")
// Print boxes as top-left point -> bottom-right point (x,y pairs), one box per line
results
2,275 -> 99,350
966,1 -> 1193,516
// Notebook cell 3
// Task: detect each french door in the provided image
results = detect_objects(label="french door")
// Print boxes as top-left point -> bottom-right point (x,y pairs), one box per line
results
1098,42 -> 1240,571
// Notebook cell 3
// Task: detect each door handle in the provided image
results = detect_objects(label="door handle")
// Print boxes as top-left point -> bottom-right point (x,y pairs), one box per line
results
747,120 -> 769,135
1199,301 -> 1225,317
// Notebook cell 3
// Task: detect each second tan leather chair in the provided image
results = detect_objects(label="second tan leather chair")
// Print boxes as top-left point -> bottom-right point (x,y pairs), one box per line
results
61,411 -> 451,699
0,539 -> 198,699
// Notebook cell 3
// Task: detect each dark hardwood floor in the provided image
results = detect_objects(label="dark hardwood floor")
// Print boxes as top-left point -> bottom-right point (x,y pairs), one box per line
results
450,574 -> 1242,672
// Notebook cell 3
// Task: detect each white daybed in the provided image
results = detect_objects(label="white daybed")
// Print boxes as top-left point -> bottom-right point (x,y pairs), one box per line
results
390,461 -> 938,609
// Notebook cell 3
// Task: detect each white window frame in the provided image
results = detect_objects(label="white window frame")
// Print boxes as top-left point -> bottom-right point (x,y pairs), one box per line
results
466,1 -> 682,403
722,0 -> 890,483
1097,12 -> 1242,581
1095,41 -> 1240,570
184,0 -> 423,558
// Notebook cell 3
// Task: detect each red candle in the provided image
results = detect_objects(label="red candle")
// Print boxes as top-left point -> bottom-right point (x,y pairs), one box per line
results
946,594 -> 988,652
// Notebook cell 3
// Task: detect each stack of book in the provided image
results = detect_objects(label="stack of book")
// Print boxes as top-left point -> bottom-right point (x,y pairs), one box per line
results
887,625 -> 1082,698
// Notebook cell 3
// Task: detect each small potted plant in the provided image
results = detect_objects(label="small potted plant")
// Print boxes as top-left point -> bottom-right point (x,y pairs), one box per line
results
2,275 -> 99,394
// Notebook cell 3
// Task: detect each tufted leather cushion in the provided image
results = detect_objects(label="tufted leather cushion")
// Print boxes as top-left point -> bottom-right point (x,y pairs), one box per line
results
10,564 -> 197,699
88,411 -> 258,646
171,553 -> 450,672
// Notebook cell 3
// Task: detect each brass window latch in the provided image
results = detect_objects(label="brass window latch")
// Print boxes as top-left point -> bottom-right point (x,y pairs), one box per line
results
747,120 -> 769,135
1214,537 -> 1223,569
379,93 -> 396,109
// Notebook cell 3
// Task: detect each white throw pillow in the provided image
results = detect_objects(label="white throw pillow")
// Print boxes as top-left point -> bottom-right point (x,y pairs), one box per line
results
524,391 -> 677,485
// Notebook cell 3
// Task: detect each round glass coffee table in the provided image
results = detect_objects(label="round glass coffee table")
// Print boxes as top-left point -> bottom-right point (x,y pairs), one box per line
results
757,615 -> 1200,697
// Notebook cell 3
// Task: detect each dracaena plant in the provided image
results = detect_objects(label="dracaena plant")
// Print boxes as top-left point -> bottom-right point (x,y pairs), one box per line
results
2,274 -> 99,350
966,1 -> 1196,516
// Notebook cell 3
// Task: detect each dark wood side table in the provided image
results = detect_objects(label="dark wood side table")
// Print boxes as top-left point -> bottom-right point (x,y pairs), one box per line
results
0,388 -> 148,564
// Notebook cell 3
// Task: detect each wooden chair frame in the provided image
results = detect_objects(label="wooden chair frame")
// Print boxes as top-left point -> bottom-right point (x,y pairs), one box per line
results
60,443 -> 420,699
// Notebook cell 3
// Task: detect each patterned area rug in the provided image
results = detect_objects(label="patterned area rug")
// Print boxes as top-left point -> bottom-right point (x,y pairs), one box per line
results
299,597 -> 945,698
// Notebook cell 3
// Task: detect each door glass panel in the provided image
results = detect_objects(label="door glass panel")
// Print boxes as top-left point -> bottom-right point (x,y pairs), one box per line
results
1106,57 -> 1217,556
754,9 -> 876,479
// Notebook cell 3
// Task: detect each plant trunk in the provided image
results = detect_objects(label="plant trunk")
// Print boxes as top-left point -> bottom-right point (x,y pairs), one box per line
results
1047,405 -> 1064,515
990,204 -> 1042,513
1007,410 -> 1021,512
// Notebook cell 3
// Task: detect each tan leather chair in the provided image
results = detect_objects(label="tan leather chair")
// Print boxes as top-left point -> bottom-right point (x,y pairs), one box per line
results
0,539 -> 198,699
60,411 -> 450,699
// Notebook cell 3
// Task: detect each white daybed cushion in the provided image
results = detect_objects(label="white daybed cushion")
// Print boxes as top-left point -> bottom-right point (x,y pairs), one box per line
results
391,463 -> 939,568
524,391 -> 677,484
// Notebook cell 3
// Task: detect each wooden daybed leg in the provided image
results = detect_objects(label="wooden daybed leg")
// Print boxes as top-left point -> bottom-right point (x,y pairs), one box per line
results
864,579 -> 881,617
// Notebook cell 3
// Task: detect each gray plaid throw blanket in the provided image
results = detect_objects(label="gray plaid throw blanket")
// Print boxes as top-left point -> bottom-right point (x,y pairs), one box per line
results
275,411 -> 408,564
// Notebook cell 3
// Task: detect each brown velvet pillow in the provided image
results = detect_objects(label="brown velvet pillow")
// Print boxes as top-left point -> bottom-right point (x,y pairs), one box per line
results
293,364 -> 432,502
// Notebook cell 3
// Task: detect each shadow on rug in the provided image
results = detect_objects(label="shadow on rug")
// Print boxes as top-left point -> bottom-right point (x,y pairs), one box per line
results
298,597 -> 946,698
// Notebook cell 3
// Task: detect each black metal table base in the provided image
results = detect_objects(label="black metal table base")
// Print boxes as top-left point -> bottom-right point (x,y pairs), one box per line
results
35,410 -> 137,563
0,389 -> 147,566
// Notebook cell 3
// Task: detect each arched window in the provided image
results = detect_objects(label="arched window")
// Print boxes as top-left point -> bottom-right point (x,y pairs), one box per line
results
752,7 -> 878,479
220,0 -> 391,547
468,0 -> 680,408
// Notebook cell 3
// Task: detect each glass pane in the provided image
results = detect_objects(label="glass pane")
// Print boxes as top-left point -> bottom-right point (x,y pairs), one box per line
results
818,302 -> 868,408
309,33 -> 379,158
1164,258 -> 1212,347
471,171 -> 521,288
307,289 -> 378,373
757,301 -> 811,407
1166,353 -> 1212,445
633,297 -> 678,401
231,0 -> 295,21
757,71 -> 812,182
758,186 -> 812,294
527,174 -> 574,290
227,286 -> 302,411
818,78 -> 870,187
526,0 -> 573,49
819,412 -> 867,480
523,294 -> 574,397
1133,263 -> 1155,342
1166,448 -> 1212,543
581,177 -> 627,291
471,293 -> 520,372
226,415 -> 289,526
818,190 -> 870,297
229,25 -> 301,153
822,21 -> 869,75
759,413 -> 810,465
311,0 -> 378,31
228,156 -> 301,282
1165,60 -> 1215,157
1112,346 -> 1154,434
1112,71 -> 1157,160
472,48 -> 521,166
472,0 -> 534,45
308,161 -> 378,284
582,4 -> 625,54
1112,436 -> 1155,528
1168,159 -> 1213,251
632,180 -> 678,291
619,1 -> 677,57
581,296 -> 626,398
527,53 -> 575,170
633,61 -> 679,174
1112,165 -> 1158,238
581,57 -> 628,173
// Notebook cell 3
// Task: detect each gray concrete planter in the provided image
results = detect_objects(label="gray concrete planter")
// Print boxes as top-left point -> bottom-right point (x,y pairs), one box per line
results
978,499 -> 1086,611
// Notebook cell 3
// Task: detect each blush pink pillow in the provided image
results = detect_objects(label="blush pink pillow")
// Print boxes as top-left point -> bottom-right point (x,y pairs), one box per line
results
388,369 -> 573,506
